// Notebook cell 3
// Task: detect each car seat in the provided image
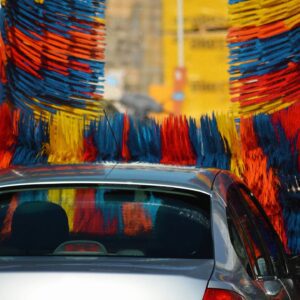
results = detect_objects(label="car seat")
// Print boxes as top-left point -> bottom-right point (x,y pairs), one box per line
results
155,205 -> 212,258
11,201 -> 69,254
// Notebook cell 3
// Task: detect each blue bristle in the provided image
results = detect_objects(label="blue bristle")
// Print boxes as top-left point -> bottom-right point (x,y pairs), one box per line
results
0,82 -> 5,104
254,114 -> 298,174
12,113 -> 49,165
254,115 -> 299,254
229,27 -> 300,80
229,0 -> 247,3
188,117 -> 204,167
128,118 -> 161,163
200,115 -> 230,169
146,118 -> 161,163
127,118 -> 140,161
93,114 -> 123,162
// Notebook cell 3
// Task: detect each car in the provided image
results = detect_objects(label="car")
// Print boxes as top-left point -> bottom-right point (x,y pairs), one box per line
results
0,163 -> 298,300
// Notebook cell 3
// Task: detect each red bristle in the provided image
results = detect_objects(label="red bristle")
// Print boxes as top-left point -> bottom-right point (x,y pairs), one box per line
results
231,62 -> 300,107
0,32 -> 7,84
0,104 -> 19,168
272,103 -> 300,171
122,114 -> 131,162
7,26 -> 101,78
82,136 -> 98,162
228,20 -> 288,43
160,115 -> 196,165
240,117 -> 288,250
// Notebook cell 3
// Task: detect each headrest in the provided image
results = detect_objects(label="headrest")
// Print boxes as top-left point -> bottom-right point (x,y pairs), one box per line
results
11,201 -> 69,254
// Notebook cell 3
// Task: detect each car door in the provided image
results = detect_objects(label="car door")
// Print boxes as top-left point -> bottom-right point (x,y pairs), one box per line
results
227,184 -> 294,299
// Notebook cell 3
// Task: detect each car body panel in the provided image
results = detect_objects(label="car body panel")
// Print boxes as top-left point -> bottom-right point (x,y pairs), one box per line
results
0,164 -> 217,195
0,257 -> 214,300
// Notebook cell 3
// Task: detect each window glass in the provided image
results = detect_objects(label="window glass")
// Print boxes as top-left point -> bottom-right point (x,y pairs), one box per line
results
227,185 -> 273,277
227,213 -> 253,278
239,188 -> 287,277
0,186 -> 213,259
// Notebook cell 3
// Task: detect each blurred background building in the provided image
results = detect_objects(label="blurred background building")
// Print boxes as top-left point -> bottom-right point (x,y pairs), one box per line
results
105,0 -> 231,118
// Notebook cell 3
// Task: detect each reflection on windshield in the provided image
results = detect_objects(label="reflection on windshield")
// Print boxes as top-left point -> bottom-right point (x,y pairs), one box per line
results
0,186 -> 212,259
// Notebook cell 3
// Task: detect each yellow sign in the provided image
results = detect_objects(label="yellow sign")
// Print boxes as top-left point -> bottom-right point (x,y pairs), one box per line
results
163,0 -> 228,32
162,0 -> 231,116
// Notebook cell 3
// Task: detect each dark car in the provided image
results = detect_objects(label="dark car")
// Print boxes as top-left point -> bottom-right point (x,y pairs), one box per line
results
0,163 -> 298,299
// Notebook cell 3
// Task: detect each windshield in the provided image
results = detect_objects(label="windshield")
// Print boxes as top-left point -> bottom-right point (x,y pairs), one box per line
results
0,186 -> 212,259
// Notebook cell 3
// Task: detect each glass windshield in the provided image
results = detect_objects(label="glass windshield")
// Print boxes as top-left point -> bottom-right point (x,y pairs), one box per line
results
0,186 -> 212,259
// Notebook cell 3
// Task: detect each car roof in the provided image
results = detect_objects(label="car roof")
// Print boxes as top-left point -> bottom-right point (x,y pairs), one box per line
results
0,163 -> 220,194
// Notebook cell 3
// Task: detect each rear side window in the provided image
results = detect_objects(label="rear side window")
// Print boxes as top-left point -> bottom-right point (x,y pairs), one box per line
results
227,186 -> 273,277
238,188 -> 287,277
227,184 -> 287,278
0,186 -> 213,259
227,214 -> 253,278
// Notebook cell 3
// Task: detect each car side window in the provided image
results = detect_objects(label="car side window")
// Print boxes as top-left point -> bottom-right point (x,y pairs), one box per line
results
238,186 -> 287,277
227,212 -> 254,278
227,185 -> 274,278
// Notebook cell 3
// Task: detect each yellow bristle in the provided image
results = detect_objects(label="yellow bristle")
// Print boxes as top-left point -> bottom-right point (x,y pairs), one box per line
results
48,112 -> 84,164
